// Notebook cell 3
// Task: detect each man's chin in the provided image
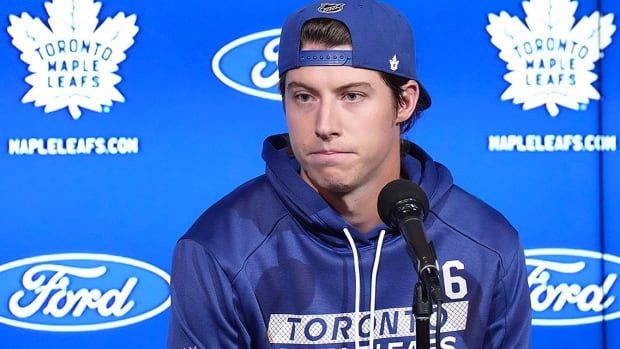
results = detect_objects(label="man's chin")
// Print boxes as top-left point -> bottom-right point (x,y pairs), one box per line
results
320,181 -> 353,194
308,176 -> 356,194
301,168 -> 357,194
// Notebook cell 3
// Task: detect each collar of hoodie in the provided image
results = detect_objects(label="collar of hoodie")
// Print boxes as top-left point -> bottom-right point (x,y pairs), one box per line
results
263,133 -> 453,250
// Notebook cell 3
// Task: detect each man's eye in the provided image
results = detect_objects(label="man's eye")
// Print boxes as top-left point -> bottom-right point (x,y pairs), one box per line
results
294,93 -> 313,102
344,93 -> 362,101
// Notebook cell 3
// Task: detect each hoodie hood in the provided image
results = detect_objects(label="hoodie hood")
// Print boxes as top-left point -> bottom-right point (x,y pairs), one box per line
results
262,133 -> 454,249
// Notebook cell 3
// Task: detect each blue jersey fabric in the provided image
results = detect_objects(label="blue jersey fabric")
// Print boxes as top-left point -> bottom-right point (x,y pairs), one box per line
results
167,134 -> 532,349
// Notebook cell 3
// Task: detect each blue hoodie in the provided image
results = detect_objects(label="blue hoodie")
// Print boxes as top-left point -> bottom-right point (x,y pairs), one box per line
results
167,134 -> 531,349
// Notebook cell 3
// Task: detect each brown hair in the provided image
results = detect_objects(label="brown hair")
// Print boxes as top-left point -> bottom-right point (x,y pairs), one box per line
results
278,18 -> 422,133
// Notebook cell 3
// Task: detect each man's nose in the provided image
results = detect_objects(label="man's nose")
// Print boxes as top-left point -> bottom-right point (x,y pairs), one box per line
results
315,100 -> 341,140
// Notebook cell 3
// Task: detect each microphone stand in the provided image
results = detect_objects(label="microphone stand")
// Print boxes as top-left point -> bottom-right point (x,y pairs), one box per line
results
413,282 -> 431,349
379,185 -> 442,349
410,242 -> 442,349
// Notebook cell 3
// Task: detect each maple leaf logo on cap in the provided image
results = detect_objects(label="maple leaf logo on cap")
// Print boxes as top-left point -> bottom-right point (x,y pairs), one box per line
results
389,55 -> 399,71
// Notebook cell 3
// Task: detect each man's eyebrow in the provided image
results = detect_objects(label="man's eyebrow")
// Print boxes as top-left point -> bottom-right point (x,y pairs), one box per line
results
286,81 -> 318,94
286,81 -> 373,94
334,82 -> 372,93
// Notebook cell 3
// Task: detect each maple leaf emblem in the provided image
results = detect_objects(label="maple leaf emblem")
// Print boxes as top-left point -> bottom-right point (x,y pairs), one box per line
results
486,0 -> 616,117
389,54 -> 399,71
7,0 -> 139,119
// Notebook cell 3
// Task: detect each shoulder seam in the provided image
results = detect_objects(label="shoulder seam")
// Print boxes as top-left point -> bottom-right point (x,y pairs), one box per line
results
182,211 -> 290,284
430,210 -> 508,274
180,239 -> 241,345
230,212 -> 290,283
498,250 -> 520,348
432,210 -> 521,348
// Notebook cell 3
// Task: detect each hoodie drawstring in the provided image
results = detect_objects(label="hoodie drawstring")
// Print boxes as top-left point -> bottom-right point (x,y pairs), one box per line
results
342,227 -> 361,349
342,227 -> 386,349
370,229 -> 386,349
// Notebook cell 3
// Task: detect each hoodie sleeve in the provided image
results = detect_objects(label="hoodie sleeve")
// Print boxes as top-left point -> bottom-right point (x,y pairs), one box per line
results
484,241 -> 532,349
167,239 -> 249,349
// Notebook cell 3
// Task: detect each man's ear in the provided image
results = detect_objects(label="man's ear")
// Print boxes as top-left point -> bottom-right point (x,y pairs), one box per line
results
395,80 -> 420,124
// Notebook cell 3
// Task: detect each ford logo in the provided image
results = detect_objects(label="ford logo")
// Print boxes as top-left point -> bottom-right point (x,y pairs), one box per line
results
0,253 -> 170,332
212,29 -> 282,101
526,248 -> 620,326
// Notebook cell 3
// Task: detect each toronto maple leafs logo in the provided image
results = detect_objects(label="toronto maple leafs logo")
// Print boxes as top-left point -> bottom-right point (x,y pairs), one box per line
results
7,0 -> 139,119
487,0 -> 616,117
389,55 -> 399,72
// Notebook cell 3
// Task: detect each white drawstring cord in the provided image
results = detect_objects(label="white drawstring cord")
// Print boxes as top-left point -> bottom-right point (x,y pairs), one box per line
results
343,228 -> 387,349
369,229 -> 386,349
343,227 -> 361,349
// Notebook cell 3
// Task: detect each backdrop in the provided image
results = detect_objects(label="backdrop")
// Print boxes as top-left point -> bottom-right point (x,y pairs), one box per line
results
0,0 -> 618,348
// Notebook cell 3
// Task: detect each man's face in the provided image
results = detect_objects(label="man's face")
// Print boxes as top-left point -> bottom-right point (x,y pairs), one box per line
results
284,46 -> 415,196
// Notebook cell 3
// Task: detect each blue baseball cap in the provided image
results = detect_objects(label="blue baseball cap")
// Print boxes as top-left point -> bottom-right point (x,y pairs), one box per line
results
278,0 -> 431,111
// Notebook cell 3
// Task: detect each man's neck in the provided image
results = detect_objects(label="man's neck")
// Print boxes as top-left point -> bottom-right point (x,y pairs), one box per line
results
303,168 -> 401,234
319,185 -> 384,234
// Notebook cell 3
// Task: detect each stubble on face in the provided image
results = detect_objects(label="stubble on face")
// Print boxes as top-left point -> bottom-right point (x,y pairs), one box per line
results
301,165 -> 358,195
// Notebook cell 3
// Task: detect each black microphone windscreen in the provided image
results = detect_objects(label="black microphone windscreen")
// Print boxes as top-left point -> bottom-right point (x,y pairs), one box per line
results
377,179 -> 430,225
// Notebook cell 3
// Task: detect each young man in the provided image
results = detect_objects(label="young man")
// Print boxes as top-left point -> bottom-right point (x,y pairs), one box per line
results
167,1 -> 532,348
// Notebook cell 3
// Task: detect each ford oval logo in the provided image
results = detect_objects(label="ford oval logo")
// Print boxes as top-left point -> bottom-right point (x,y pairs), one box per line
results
0,253 -> 170,332
526,248 -> 620,326
212,29 -> 282,101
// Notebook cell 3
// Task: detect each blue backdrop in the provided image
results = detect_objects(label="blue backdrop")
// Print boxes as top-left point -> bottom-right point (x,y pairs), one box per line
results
0,0 -> 618,347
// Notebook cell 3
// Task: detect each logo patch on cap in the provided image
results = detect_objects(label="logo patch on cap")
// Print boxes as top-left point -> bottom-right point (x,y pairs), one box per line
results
389,55 -> 400,71
318,3 -> 345,13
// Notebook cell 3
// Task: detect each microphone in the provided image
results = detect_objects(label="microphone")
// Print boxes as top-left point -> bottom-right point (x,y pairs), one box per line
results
377,179 -> 442,303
